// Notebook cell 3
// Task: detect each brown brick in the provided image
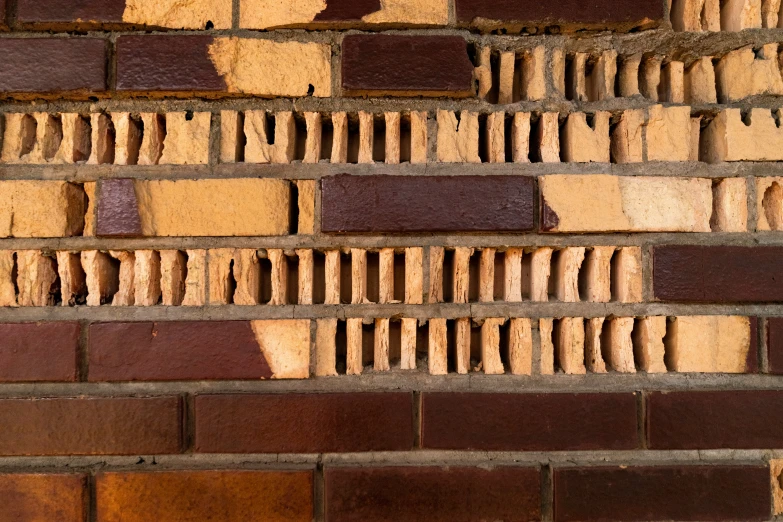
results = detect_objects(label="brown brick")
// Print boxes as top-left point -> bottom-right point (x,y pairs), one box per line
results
554,465 -> 770,521
422,393 -> 638,451
325,466 -> 541,522
195,393 -> 414,453
0,39 -> 107,94
96,179 -> 142,238
647,391 -> 783,449
321,175 -> 535,233
768,318 -> 783,374
0,0 -> 6,29
456,0 -> 664,31
341,35 -> 474,96
654,246 -> 783,302
0,397 -> 181,455
96,470 -> 313,522
0,473 -> 87,522
0,323 -> 80,382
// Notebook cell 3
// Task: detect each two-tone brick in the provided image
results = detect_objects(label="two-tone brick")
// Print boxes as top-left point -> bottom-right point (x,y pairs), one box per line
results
0,473 -> 87,522
0,322 -> 80,382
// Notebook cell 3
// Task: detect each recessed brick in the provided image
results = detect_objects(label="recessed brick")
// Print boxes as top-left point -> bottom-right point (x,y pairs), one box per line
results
0,397 -> 181,455
654,246 -> 783,302
325,466 -> 541,522
768,318 -> 783,374
89,320 -> 311,381
195,393 -> 414,453
647,391 -> 783,449
554,465 -> 770,521
0,323 -> 80,382
321,175 -> 535,233
96,178 -> 142,238
0,39 -> 107,94
0,473 -> 87,522
456,0 -> 664,31
341,35 -> 474,96
422,393 -> 638,451
96,470 -> 313,522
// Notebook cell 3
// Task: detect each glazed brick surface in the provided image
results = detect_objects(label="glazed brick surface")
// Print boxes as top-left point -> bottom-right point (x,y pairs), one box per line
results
325,466 -> 541,522
554,465 -> 771,521
0,322 -> 80,382
421,393 -> 638,451
95,178 -> 142,237
768,317 -> 783,374
0,474 -> 87,522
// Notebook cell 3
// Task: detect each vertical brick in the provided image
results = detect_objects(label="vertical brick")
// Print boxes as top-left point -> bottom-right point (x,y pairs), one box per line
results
768,317 -> 783,374
0,473 -> 87,522
0,322 -> 80,382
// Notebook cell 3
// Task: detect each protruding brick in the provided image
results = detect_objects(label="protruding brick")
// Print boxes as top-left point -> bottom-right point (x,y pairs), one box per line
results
158,112 -> 210,165
0,181 -> 85,238
539,318 -> 555,374
715,44 -> 783,102
712,178 -> 748,232
611,109 -> 644,163
437,110 -> 480,163
556,318 -> 586,375
646,105 -> 694,162
585,318 -> 607,373
0,474 -> 86,522
108,251 -> 135,306
452,247 -> 473,304
703,108 -> 783,162
509,318 -> 533,375
582,246 -> 614,303
56,251 -> 86,307
481,318 -> 505,375
634,317 -> 667,373
316,318 -> 338,377
555,248 -> 585,302
401,318 -> 418,370
672,0 -> 721,31
685,57 -> 718,103
613,247 -> 643,303
664,316 -> 754,373
15,251 -> 58,307
605,317 -> 636,373
455,317 -> 471,375
428,318 -> 448,375
405,248 -> 423,304
561,112 -> 610,163
81,251 -> 119,306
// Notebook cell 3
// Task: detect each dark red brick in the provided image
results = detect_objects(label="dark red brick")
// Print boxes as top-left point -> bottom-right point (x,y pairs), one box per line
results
422,393 -> 638,451
0,474 -> 87,522
456,0 -> 664,31
0,397 -> 181,455
0,322 -> 80,382
96,179 -> 142,238
0,38 -> 107,94
341,35 -> 474,96
0,0 -> 7,29
654,246 -> 783,302
116,35 -> 225,93
325,466 -> 541,522
769,317 -> 783,374
89,321 -> 274,381
314,0 -> 380,21
97,471 -> 313,522
17,0 -> 124,26
554,465 -> 770,521
195,393 -> 414,453
322,175 -> 535,233
647,390 -> 783,449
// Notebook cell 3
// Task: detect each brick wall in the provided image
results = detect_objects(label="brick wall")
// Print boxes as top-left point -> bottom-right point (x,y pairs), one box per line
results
1,0 -> 783,520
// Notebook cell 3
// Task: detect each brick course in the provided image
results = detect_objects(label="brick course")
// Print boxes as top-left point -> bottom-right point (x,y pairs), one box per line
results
0,322 -> 80,382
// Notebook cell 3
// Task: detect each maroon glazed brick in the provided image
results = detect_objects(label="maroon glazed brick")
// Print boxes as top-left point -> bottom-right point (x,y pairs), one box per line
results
0,474 -> 87,522
0,39 -> 107,94
0,0 -> 6,30
195,393 -> 414,453
0,397 -> 182,455
116,35 -> 225,92
0,323 -> 80,382
314,0 -> 380,21
341,35 -> 474,95
325,466 -> 541,522
96,179 -> 142,238
456,0 -> 664,30
768,318 -> 783,374
554,465 -> 770,521
322,175 -> 535,233
17,0 -> 125,25
89,321 -> 274,381
654,246 -> 783,302
422,393 -> 638,451
647,391 -> 783,449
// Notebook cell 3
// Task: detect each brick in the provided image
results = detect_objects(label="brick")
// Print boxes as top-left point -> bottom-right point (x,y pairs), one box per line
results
455,0 -> 664,31
341,35 -> 474,96
18,0 -> 231,29
0,0 -> 5,29
554,465 -> 770,521
96,470 -> 313,522
648,391 -> 783,449
768,318 -> 783,374
653,246 -> 783,302
665,316 -> 756,373
0,473 -> 87,522
325,466 -> 541,522
195,393 -> 414,453
0,396 -> 181,455
0,39 -> 107,94
0,323 -> 79,382
702,108 -> 783,162
117,35 -> 331,97
157,112 -> 211,165
540,175 -> 712,233
422,393 -> 638,451
96,179 -> 142,238
322,175 -> 535,233
241,0 -> 448,28
0,181 -> 85,238
715,44 -> 783,102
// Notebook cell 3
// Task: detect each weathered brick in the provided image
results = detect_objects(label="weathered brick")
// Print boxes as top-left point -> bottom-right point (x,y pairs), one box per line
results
647,391 -> 783,449
195,393 -> 414,453
665,316 -> 757,373
325,466 -> 541,522
18,0 -> 232,29
702,108 -> 783,162
0,397 -> 181,455
715,45 -> 783,102
554,465 -> 770,521
0,473 -> 87,522
455,0 -> 665,31
654,246 -> 783,302
96,470 -> 313,522
341,35 -> 474,96
0,323 -> 80,382
422,393 -> 638,451
0,181 -> 85,238
116,35 -> 331,97
0,39 -> 107,94
89,320 -> 310,381
768,317 -> 783,374
540,175 -> 712,233
322,175 -> 535,233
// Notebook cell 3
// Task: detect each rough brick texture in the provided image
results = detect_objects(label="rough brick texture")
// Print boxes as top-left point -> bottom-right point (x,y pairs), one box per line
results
0,474 -> 87,522
0,322 -> 80,382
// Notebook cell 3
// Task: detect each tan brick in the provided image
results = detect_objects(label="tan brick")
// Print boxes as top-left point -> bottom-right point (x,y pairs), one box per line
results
134,250 -> 161,307
585,318 -> 607,373
268,249 -> 289,306
297,249 -> 314,305
81,251 -> 119,307
111,113 -> 142,166
160,250 -> 187,306
0,252 -> 16,307
374,318 -> 391,371
634,317 -> 667,373
481,318 -> 505,375
87,113 -> 114,165
56,251 -> 85,307
437,111 -> 480,163
618,54 -> 641,96
158,112 -> 210,165
763,0 -> 782,26
569,52 -> 588,101
429,318 -> 448,375
530,247 -> 553,302
640,55 -> 662,101
245,111 -> 296,164
702,108 -> 783,163
659,61 -> 684,103
346,318 -> 363,376
486,113 -> 505,163
303,112 -> 322,164
721,0 -> 762,30
758,177 -> 783,231
182,250 -> 207,306
324,250 -> 341,305
330,113 -> 349,163
385,112 -> 401,165
479,248 -> 495,303
508,318 -> 533,375
405,248 -> 423,305
539,318 -> 555,375
613,247 -> 643,304
455,318 -> 471,374
521,47 -> 547,101
138,113 -> 165,166
646,105 -> 693,162
123,0 -> 232,29
586,51 -> 617,101
410,111 -> 428,164
358,111 -> 374,164
512,113 -> 531,163
452,247 -> 473,304
503,248 -> 523,302
555,247 -> 585,303
556,318 -> 586,375
295,180 -> 316,235
685,57 -> 717,103
772,460 -> 783,515
316,318 -> 338,377
15,251 -> 57,307
401,318 -> 418,370
672,0 -> 720,30
428,247 -> 444,303
712,178 -> 748,232
605,317 -> 636,373
0,181 -> 84,238
582,246 -> 614,303
250,320 -> 310,379
716,45 -> 783,102
351,249 -> 369,305
561,112 -> 610,163
232,249 -> 260,306
536,112 -> 560,163
611,109 -> 644,164
665,316 -> 751,373
108,251 -> 135,307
